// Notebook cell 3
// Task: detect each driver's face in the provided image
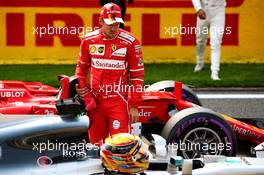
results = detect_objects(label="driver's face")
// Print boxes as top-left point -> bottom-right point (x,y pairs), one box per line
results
101,19 -> 120,39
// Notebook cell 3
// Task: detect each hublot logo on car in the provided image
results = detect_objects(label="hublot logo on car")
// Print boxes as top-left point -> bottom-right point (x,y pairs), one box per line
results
0,91 -> 25,98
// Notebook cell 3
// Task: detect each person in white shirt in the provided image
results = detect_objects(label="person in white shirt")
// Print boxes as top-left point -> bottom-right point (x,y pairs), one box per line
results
192,0 -> 226,80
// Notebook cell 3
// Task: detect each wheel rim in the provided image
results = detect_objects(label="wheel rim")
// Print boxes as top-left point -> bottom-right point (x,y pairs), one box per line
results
181,127 -> 223,159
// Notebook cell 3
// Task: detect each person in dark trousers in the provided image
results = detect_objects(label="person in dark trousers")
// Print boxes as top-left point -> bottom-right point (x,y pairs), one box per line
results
100,0 -> 134,29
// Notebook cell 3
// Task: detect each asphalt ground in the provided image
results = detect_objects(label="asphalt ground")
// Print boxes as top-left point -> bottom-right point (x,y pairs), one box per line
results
194,89 -> 264,119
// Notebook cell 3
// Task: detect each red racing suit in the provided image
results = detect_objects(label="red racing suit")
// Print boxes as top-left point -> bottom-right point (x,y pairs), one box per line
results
75,28 -> 144,144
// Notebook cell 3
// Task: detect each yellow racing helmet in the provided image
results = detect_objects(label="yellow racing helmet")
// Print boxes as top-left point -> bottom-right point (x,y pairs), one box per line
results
100,133 -> 149,174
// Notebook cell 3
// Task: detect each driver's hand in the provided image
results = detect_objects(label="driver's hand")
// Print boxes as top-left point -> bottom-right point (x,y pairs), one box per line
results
75,84 -> 88,100
197,9 -> 206,20
129,107 -> 139,124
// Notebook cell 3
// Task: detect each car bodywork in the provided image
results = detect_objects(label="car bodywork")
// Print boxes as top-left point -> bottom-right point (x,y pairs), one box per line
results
0,80 -> 58,96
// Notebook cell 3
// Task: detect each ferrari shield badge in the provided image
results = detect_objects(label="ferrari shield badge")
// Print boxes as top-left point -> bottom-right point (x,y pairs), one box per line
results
111,44 -> 117,52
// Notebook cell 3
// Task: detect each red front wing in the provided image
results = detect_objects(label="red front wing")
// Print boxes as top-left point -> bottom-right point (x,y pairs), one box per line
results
0,81 -> 57,114
0,77 -> 71,114
0,80 -> 58,96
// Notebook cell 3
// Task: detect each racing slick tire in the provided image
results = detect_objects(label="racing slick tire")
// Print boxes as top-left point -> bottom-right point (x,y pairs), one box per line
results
145,80 -> 202,106
161,107 -> 237,159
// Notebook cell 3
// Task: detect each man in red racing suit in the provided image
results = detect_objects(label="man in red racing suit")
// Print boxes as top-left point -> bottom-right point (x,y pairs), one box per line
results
75,3 -> 144,144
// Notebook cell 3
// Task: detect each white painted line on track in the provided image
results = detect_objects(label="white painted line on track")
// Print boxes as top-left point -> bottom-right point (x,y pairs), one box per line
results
197,94 -> 264,99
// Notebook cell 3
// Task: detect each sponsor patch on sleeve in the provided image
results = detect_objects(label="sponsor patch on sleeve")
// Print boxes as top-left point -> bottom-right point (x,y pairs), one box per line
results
135,45 -> 142,54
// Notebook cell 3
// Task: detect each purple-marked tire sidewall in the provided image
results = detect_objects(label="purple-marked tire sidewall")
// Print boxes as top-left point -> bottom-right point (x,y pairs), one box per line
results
165,112 -> 237,158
